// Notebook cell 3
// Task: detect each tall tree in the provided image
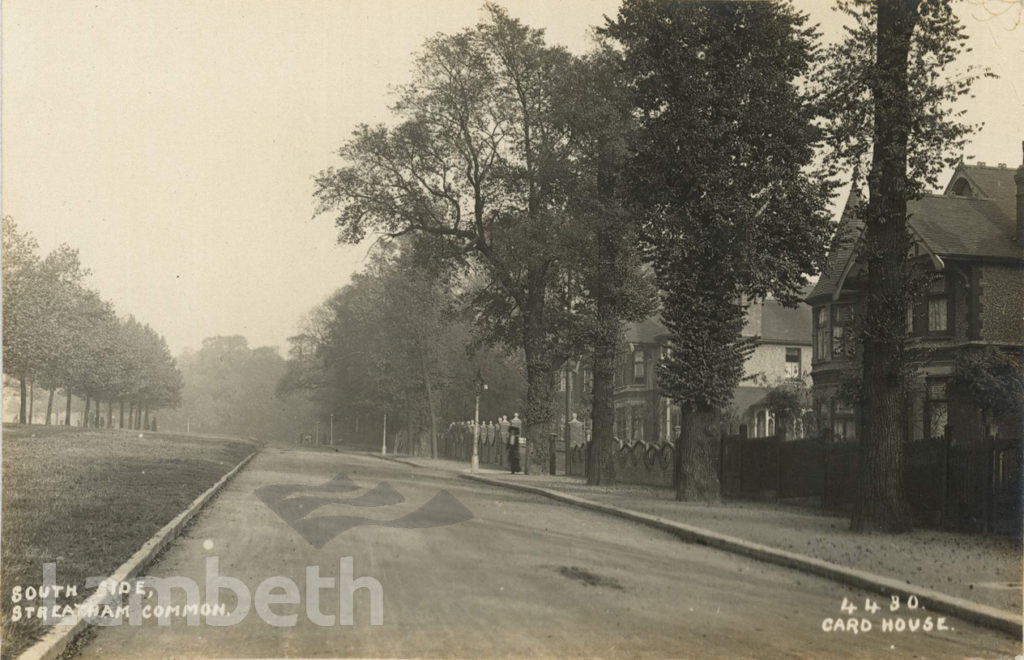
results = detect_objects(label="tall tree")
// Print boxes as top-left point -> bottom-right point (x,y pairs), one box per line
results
555,47 -> 655,484
314,5 -> 580,471
605,0 -> 833,500
813,0 -> 987,532
2,217 -> 44,422
35,245 -> 91,424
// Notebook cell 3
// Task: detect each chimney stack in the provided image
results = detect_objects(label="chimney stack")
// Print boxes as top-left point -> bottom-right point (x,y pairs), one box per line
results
1016,141 -> 1024,248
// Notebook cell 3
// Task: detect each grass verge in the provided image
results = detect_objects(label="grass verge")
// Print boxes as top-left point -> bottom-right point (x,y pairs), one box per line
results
0,425 -> 257,659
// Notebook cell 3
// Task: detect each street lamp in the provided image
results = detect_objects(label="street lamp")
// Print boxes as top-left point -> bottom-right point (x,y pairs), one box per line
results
472,369 -> 487,473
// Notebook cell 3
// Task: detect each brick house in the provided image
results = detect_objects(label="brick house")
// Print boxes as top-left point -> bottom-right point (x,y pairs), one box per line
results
807,157 -> 1024,446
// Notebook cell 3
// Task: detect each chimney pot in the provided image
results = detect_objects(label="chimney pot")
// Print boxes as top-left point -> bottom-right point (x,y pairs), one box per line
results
998,163 -> 1007,168
978,161 -> 987,166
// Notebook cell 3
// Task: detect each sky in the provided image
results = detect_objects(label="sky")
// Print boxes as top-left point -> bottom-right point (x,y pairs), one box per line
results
3,0 -> 1022,356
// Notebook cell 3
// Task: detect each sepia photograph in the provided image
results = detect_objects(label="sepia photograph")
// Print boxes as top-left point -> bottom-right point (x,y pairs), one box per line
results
1,0 -> 1022,658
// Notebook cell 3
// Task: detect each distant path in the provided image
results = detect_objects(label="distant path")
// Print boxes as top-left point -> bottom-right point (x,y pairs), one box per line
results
75,448 -> 1020,659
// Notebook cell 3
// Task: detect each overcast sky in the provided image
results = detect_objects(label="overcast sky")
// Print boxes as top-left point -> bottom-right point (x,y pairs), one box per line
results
3,1 -> 1022,355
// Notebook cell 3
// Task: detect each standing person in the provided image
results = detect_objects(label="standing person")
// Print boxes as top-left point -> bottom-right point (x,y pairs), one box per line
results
508,427 -> 521,474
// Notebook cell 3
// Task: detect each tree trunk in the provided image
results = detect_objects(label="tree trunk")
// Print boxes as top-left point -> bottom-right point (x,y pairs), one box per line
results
129,402 -> 135,429
64,387 -> 72,426
29,379 -> 35,423
107,400 -> 113,429
675,405 -> 720,502
588,337 -> 617,485
83,395 -> 91,428
119,400 -> 125,429
19,375 -> 27,424
45,388 -> 55,425
851,0 -> 919,533
94,400 -> 101,428
588,155 -> 625,485
144,406 -> 150,431
521,295 -> 555,476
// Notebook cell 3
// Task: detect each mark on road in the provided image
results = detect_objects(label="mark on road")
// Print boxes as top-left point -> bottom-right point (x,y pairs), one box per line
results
555,566 -> 624,591
255,472 -> 473,548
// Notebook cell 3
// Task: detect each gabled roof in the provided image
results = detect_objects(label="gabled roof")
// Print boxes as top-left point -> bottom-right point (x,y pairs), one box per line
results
624,316 -> 669,345
625,296 -> 811,347
759,299 -> 812,344
807,189 -> 865,302
808,165 -> 1023,303
909,194 -> 1019,259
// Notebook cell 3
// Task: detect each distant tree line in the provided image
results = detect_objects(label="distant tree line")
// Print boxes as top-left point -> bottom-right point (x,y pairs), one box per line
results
2,216 -> 183,429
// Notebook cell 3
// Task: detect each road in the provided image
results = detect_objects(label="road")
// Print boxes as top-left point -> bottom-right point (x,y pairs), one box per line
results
75,447 -> 1020,659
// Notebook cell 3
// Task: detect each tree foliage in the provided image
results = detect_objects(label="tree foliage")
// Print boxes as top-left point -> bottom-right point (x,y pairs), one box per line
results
314,5 -> 627,469
950,346 -> 1024,430
604,0 -> 833,500
280,242 -> 526,452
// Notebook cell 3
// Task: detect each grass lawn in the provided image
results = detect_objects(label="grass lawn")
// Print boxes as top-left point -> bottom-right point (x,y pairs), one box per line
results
0,425 -> 257,659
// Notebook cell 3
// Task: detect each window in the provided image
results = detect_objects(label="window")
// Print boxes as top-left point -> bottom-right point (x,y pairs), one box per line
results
752,409 -> 777,438
832,418 -> 857,442
831,399 -> 856,442
785,347 -> 802,379
927,276 -> 948,333
633,350 -> 645,384
928,298 -> 948,332
927,380 -> 948,439
583,368 -> 592,392
831,305 -> 855,358
815,307 -> 829,360
631,411 -> 645,442
906,305 -> 914,335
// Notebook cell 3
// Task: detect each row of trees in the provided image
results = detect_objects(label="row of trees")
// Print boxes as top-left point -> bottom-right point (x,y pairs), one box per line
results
279,243 -> 527,454
308,1 -> 984,532
2,216 -> 182,429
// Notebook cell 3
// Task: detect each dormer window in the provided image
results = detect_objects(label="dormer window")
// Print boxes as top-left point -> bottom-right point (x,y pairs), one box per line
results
950,178 -> 974,198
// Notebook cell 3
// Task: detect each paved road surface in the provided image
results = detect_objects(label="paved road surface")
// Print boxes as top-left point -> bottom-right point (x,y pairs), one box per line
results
75,448 -> 1021,659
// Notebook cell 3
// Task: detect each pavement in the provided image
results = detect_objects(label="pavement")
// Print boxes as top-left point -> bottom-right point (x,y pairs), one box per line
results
387,454 -> 1023,615
71,448 -> 1020,659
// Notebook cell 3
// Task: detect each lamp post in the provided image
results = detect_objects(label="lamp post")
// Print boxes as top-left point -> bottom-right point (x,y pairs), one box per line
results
472,369 -> 487,473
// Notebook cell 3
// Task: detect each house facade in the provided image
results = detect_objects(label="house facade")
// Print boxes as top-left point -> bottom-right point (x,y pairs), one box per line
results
807,158 -> 1024,446
555,300 -> 813,445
